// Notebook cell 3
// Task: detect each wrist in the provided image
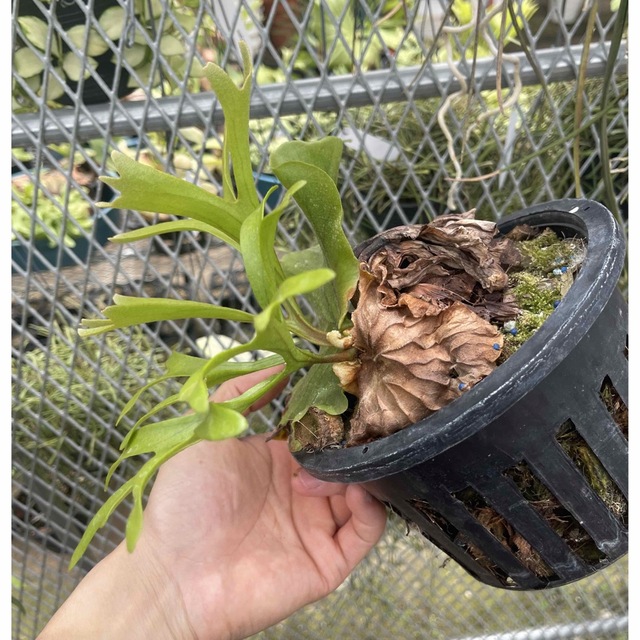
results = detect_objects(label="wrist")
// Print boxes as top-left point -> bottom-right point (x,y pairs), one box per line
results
39,542 -> 196,640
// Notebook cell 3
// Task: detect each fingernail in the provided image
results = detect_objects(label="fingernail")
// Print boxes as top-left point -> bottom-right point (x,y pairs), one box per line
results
296,470 -> 324,491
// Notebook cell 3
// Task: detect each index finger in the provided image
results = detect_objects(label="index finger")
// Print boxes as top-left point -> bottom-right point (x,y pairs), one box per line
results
210,364 -> 287,412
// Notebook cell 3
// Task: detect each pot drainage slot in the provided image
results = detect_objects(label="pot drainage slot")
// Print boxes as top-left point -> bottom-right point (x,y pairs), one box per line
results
599,376 -> 627,440
451,487 -> 557,582
409,498 -> 461,541
409,497 -> 514,585
504,461 -> 606,566
556,420 -> 628,526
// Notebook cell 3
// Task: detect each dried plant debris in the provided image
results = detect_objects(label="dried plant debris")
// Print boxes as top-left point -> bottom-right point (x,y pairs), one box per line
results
410,457 -> 611,585
600,377 -> 628,440
556,420 -> 627,525
327,211 -> 585,447
405,420 -> 627,584
453,487 -> 557,580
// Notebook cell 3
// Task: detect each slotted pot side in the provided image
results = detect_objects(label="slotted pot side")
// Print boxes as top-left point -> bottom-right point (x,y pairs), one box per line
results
294,198 -> 628,590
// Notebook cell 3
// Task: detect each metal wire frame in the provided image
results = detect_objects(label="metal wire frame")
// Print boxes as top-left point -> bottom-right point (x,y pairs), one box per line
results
12,1 -> 628,638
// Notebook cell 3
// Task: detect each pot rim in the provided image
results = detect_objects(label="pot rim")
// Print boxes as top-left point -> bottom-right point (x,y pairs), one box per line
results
294,198 -> 626,482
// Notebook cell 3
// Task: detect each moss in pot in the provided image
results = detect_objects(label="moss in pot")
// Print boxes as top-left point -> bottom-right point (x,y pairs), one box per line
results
294,201 -> 627,589
69,43 -> 627,591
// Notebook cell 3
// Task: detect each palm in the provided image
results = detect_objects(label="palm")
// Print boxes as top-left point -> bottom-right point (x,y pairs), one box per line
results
139,434 -> 386,639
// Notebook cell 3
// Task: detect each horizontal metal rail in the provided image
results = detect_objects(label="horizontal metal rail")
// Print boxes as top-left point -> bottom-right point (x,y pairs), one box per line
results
12,42 -> 626,147
453,615 -> 628,640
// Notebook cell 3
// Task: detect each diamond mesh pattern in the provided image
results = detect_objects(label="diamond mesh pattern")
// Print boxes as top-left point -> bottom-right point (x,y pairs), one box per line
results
12,1 -> 628,638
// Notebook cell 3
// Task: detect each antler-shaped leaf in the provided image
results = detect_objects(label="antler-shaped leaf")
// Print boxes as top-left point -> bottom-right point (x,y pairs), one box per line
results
69,405 -> 248,570
100,153 -> 245,246
270,138 -> 358,327
98,41 -> 260,247
78,295 -> 255,337
73,40 -> 359,568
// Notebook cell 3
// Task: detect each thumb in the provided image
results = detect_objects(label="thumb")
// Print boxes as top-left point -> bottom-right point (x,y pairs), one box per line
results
292,467 -> 348,497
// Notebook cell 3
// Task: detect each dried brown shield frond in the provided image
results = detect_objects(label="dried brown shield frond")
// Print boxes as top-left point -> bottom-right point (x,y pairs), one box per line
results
342,212 -> 521,445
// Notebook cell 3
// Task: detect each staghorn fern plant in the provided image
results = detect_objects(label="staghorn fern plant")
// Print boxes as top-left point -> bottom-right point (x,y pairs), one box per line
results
70,41 -> 361,568
71,38 -> 549,571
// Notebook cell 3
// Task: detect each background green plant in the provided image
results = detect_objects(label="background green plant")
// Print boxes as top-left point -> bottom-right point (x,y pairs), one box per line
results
12,178 -> 93,248
343,74 -> 628,230
13,323 -> 173,490
13,0 -> 201,111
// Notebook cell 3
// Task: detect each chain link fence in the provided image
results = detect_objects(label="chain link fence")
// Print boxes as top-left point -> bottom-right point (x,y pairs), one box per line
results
11,1 -> 628,638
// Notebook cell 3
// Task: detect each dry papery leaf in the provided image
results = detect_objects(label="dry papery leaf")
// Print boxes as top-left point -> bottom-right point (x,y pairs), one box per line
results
342,210 -> 523,446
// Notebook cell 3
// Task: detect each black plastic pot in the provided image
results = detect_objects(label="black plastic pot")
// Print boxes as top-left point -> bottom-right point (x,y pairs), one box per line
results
295,198 -> 628,590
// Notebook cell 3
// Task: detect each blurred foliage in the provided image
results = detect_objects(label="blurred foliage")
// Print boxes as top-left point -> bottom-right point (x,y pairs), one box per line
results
12,323 -> 174,489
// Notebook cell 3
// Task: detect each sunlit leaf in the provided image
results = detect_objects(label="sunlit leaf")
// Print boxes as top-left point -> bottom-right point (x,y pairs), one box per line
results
270,139 -> 358,326
281,362 -> 349,425
18,16 -> 58,55
62,51 -> 98,82
101,152 -> 244,243
14,47 -> 45,79
67,25 -> 110,56
159,34 -> 183,55
78,294 -> 254,336
122,43 -> 147,68
40,68 -> 66,102
98,6 -> 126,39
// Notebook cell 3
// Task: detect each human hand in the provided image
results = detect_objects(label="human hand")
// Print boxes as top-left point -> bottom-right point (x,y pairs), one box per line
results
40,367 -> 387,640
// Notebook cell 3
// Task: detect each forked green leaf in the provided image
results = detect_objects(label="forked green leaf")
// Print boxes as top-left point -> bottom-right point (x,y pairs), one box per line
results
270,140 -> 358,327
78,295 -> 255,336
69,411 -> 202,568
70,474 -> 143,568
110,219 -> 240,251
100,152 -> 244,242
117,412 -> 204,461
119,392 -> 182,453
202,41 -> 258,214
106,412 -> 203,487
117,376 -> 175,426
254,269 -> 336,333
240,180 -> 306,309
